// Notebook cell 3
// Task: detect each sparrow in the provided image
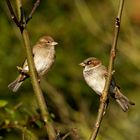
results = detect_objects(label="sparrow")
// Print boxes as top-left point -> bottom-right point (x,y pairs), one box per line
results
8,36 -> 58,92
80,57 -> 135,112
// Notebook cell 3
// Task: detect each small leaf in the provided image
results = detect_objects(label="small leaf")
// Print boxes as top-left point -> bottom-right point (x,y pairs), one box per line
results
35,120 -> 43,128
0,100 -> 8,107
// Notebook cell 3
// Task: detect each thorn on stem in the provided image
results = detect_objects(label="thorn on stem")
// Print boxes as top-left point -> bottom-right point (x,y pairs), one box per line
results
11,16 -> 14,19
111,50 -> 116,58
115,18 -> 120,27
95,122 -> 99,128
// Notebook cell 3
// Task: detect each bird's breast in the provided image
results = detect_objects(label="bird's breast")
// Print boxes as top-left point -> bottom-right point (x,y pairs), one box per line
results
83,70 -> 106,95
34,48 -> 55,76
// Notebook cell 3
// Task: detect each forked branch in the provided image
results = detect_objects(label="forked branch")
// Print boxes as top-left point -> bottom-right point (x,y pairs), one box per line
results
6,0 -> 56,139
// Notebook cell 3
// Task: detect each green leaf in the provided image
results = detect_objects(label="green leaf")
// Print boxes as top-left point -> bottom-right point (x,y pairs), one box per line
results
0,100 -> 8,107
35,120 -> 43,128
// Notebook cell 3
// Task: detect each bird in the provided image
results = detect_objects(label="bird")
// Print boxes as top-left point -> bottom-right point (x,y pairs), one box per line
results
79,57 -> 135,112
8,36 -> 58,92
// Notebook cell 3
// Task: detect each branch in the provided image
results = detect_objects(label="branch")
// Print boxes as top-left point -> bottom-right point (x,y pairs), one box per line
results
26,0 -> 41,23
15,0 -> 24,25
6,1 -> 56,139
1,123 -> 38,140
6,0 -> 24,32
89,0 -> 124,140
5,0 -> 20,27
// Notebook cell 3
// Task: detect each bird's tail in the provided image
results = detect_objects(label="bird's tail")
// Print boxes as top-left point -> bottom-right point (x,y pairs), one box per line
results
113,86 -> 135,112
8,74 -> 26,92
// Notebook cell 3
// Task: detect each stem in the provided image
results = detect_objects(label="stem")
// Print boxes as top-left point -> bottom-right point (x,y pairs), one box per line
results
15,0 -> 22,20
26,0 -> 41,23
89,0 -> 124,140
6,0 -> 20,27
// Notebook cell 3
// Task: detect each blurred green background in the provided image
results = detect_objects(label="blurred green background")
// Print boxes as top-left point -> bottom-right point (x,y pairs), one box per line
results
0,0 -> 140,139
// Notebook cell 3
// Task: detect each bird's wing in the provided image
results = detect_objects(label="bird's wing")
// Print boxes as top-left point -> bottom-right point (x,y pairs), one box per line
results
21,49 -> 35,72
22,59 -> 28,68
22,44 -> 37,69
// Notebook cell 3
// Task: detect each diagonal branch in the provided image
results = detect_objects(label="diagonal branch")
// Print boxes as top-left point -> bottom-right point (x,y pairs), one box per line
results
26,0 -> 41,23
6,0 -> 20,27
6,0 -> 24,32
89,0 -> 124,140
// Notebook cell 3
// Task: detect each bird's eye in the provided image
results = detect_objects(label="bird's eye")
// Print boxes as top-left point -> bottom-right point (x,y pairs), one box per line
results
87,61 -> 91,65
47,41 -> 50,43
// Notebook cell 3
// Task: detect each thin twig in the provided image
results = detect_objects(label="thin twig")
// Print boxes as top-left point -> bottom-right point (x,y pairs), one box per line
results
15,0 -> 25,32
15,0 -> 26,31
1,123 -> 38,140
62,132 -> 71,140
5,0 -> 20,27
6,0 -> 24,32
89,0 -> 124,140
15,0 -> 22,20
26,0 -> 41,23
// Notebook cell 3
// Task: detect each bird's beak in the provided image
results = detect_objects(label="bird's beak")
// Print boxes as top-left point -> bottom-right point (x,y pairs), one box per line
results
79,62 -> 85,67
51,41 -> 58,46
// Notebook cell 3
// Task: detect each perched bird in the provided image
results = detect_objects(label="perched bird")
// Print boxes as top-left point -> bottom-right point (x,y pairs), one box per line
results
80,57 -> 135,111
8,36 -> 58,92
